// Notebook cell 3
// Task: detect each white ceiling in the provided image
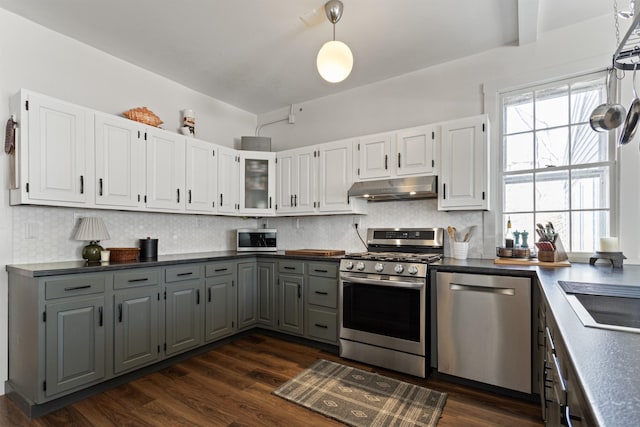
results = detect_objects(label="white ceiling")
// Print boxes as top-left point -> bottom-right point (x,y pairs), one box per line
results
0,0 -> 612,114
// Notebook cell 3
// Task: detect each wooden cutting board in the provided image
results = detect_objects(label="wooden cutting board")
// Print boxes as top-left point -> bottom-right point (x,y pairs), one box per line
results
494,257 -> 571,267
284,249 -> 345,256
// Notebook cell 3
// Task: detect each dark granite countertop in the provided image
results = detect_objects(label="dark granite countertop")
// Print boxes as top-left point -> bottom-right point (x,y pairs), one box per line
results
434,258 -> 640,427
7,253 -> 640,425
5,250 -> 343,278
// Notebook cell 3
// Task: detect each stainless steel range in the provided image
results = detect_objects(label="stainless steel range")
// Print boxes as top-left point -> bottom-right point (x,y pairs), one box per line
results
339,227 -> 444,378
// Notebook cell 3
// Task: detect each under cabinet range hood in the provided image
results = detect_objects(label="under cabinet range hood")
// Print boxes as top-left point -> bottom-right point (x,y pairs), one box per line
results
348,176 -> 437,201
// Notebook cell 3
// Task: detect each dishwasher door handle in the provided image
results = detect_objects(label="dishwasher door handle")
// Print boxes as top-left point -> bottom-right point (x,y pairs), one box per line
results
449,283 -> 515,296
341,275 -> 425,289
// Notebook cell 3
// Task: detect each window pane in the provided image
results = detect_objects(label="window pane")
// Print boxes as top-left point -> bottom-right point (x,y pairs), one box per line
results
536,128 -> 569,168
504,133 -> 534,171
536,85 -> 569,129
571,210 -> 609,252
536,170 -> 569,211
504,93 -> 534,134
535,212 -> 570,251
571,124 -> 608,164
571,79 -> 604,124
572,167 -> 609,209
504,174 -> 533,212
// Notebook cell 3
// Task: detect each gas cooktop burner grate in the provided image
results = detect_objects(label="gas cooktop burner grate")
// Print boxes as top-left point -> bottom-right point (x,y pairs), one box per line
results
346,252 -> 442,263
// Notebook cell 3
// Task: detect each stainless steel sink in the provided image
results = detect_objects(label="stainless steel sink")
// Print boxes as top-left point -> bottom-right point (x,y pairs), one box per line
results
559,281 -> 640,334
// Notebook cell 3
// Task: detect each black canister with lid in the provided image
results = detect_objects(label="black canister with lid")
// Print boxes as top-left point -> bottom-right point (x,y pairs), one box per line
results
139,237 -> 158,260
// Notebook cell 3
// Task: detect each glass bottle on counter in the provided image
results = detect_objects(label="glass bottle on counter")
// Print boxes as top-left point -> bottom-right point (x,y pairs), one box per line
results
504,216 -> 514,248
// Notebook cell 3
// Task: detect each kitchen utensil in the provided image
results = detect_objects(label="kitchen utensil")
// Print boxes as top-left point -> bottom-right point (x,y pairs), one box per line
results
447,226 -> 456,241
620,65 -> 640,145
590,68 -> 626,132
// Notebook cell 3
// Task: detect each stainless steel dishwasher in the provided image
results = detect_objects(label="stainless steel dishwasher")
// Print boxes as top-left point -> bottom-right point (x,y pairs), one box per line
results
436,272 -> 531,393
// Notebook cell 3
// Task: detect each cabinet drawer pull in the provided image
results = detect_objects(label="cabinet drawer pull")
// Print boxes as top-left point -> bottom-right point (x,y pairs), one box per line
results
118,303 -> 123,322
128,278 -> 149,283
314,291 -> 328,295
214,268 -> 228,272
64,285 -> 91,291
283,266 -> 296,270
314,323 -> 328,329
98,306 -> 103,327
177,272 -> 193,277
314,269 -> 328,273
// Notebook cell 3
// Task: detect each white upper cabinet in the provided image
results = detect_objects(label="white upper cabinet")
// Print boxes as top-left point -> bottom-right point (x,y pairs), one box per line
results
239,151 -> 276,216
276,147 -> 316,215
355,133 -> 393,180
145,128 -> 186,211
216,146 -> 240,215
95,113 -> 145,209
353,125 -> 439,182
318,139 -> 365,213
185,138 -> 218,213
10,90 -> 93,206
438,115 -> 489,211
395,124 -> 438,176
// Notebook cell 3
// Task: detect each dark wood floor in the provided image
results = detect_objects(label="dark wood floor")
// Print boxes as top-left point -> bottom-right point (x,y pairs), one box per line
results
0,333 -> 543,426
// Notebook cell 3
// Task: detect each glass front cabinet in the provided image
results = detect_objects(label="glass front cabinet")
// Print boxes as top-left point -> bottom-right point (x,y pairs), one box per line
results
239,151 -> 276,216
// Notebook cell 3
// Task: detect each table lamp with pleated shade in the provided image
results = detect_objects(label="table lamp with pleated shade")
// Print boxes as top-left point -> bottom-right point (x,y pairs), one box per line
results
74,217 -> 110,262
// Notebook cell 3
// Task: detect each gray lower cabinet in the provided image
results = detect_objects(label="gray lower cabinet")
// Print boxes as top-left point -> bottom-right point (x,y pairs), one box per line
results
164,264 -> 204,356
278,260 -> 305,335
204,261 -> 237,342
6,256 -> 338,410
45,293 -> 106,397
113,268 -> 161,374
257,261 -> 276,327
237,261 -> 258,330
305,262 -> 338,344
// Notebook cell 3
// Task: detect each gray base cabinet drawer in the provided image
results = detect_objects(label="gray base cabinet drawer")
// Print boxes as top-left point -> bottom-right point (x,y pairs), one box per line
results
279,261 -> 304,275
114,269 -> 160,289
307,263 -> 337,278
45,275 -> 108,300
306,308 -> 337,343
165,265 -> 202,282
308,276 -> 337,308
205,262 -> 234,277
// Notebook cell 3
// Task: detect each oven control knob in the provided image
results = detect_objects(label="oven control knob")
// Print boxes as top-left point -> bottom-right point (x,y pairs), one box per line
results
345,261 -> 354,270
394,264 -> 404,274
408,265 -> 419,275
356,262 -> 366,271
374,263 -> 384,272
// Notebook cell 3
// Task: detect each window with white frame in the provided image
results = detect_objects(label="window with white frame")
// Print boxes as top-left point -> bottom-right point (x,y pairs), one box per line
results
500,72 -> 616,254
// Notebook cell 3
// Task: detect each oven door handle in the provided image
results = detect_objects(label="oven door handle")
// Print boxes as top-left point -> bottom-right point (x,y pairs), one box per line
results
340,275 -> 424,289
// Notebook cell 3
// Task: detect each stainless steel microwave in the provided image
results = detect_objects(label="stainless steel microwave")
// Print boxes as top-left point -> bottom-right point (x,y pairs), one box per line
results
236,229 -> 277,252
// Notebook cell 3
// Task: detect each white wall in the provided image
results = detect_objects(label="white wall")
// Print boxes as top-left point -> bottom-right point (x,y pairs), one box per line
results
259,14 -> 640,265
0,9 -> 258,395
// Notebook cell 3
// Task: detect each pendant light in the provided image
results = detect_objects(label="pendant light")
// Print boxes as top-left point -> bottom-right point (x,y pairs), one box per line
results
317,0 -> 353,83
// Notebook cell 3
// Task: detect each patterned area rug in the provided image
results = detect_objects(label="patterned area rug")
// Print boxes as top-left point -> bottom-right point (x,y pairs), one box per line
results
273,359 -> 447,427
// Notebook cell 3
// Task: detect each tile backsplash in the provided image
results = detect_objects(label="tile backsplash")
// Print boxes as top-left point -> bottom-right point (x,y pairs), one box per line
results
11,199 -> 485,263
